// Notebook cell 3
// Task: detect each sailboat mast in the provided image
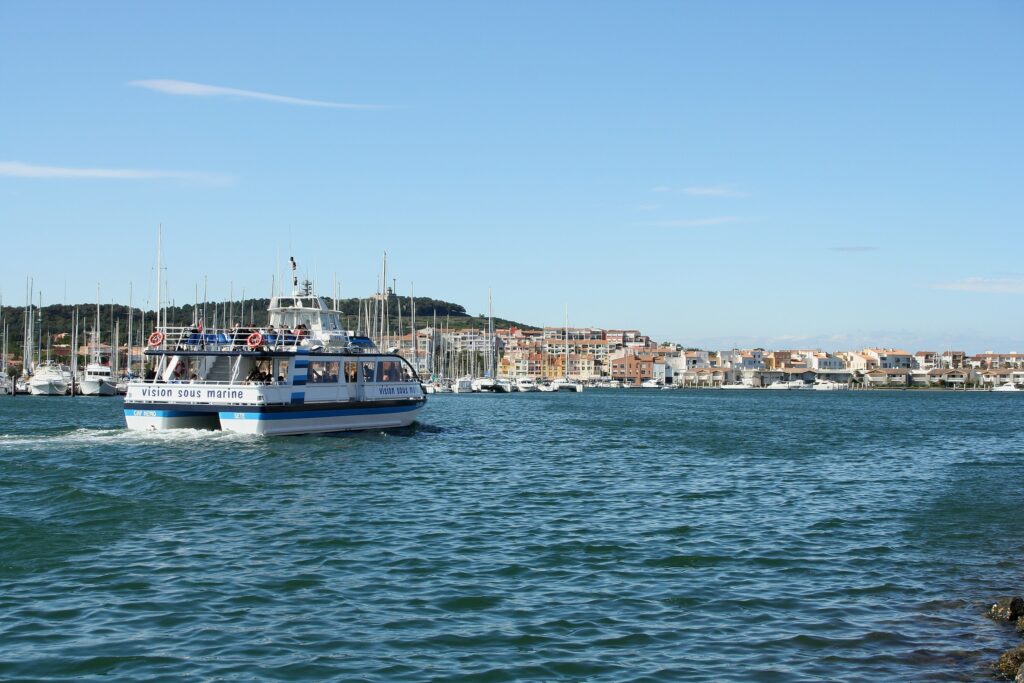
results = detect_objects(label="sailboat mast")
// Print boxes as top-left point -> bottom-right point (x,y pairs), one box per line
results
127,282 -> 133,376
95,283 -> 101,364
155,224 -> 162,333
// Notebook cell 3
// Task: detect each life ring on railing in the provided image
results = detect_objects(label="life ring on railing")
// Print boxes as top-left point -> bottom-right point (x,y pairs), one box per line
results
148,331 -> 165,347
246,331 -> 264,349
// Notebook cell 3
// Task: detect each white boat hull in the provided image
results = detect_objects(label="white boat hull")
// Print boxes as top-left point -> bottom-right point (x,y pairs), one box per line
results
218,402 -> 425,436
124,401 -> 425,435
29,379 -> 68,395
124,408 -> 222,431
80,378 -> 118,396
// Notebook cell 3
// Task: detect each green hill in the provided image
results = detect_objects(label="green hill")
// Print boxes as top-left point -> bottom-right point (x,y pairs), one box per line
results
0,294 -> 537,362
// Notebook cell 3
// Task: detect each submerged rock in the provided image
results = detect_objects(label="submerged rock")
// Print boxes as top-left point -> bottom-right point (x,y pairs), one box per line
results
996,644 -> 1024,679
991,597 -> 1024,622
1017,615 -> 1024,635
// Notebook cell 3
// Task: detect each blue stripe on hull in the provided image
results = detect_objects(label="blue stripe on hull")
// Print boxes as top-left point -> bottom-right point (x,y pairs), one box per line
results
220,403 -> 421,420
125,408 -> 212,418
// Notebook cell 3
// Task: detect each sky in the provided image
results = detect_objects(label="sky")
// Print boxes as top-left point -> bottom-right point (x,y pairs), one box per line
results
1,2 -> 1022,351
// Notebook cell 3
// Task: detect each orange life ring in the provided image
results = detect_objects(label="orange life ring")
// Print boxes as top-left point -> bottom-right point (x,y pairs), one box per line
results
246,331 -> 264,349
148,331 -> 165,347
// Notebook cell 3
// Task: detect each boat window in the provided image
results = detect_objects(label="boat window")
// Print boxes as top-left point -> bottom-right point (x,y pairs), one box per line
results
344,361 -> 358,383
362,361 -> 377,383
377,360 -> 402,383
325,361 -> 339,382
275,359 -> 289,383
309,361 -> 339,383
246,359 -> 273,384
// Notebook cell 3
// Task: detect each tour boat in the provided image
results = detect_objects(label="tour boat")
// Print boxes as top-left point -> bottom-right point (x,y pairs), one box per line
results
124,265 -> 426,435
29,361 -> 69,396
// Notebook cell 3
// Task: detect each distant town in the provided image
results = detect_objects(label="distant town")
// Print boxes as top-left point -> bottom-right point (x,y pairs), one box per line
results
3,299 -> 1022,389
395,326 -> 1024,389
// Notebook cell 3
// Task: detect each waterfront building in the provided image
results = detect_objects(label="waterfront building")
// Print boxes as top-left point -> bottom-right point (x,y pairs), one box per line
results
941,351 -> 966,369
970,352 -> 1024,369
863,348 -> 915,369
864,368 -> 912,387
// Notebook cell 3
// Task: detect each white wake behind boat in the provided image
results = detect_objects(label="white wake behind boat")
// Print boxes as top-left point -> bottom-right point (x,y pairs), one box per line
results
124,260 -> 426,435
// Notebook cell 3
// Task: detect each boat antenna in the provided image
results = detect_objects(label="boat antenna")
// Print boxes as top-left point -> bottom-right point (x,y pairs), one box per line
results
289,256 -> 298,296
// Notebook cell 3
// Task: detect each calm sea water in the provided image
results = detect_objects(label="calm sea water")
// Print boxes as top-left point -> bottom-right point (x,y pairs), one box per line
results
1,390 -> 1022,681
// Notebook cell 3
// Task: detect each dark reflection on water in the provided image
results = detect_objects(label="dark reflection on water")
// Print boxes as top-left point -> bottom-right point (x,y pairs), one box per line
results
1,391 -> 1022,681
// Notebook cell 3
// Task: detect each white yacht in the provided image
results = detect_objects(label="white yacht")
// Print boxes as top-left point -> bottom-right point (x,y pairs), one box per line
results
452,376 -> 474,394
81,293 -> 118,396
81,363 -> 117,396
551,377 -> 583,393
124,262 -> 426,435
813,379 -> 848,391
992,383 -> 1020,392
493,378 -> 513,393
29,361 -> 69,396
640,378 -> 662,388
766,380 -> 790,390
471,377 -> 496,392
514,377 -> 538,392
0,375 -> 12,396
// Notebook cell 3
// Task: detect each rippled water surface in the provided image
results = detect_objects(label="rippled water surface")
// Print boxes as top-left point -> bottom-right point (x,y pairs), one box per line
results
2,390 -> 1023,681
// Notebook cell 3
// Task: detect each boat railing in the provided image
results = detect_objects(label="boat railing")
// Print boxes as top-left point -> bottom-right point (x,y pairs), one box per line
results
134,377 -> 288,387
152,326 -> 314,353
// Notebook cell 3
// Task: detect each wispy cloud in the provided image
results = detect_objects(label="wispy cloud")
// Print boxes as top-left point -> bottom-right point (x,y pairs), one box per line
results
652,184 -> 748,197
0,161 -> 232,185
830,245 -> 880,252
645,216 -> 744,228
932,277 -> 1024,294
129,79 -> 391,109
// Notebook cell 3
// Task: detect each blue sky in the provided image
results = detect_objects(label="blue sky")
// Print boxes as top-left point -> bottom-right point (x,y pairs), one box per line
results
2,2 -> 1022,350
